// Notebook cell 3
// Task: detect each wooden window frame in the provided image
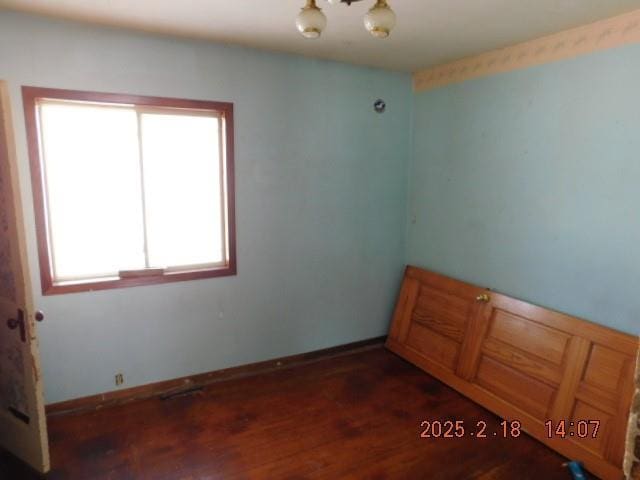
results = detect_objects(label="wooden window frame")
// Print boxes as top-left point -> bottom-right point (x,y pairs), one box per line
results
22,86 -> 236,295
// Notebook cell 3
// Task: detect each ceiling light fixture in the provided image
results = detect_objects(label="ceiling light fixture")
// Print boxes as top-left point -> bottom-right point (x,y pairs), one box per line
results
364,0 -> 396,38
296,0 -> 328,39
296,0 -> 396,39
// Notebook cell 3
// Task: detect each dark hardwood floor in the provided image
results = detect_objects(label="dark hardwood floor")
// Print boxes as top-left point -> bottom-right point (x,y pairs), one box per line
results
7,347 -> 573,479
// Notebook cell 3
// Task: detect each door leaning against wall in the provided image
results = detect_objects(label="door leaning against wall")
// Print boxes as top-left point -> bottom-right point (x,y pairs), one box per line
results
0,79 -> 50,473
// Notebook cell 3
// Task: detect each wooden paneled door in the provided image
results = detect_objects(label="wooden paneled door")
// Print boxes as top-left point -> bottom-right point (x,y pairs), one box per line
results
0,80 -> 50,473
387,266 -> 638,480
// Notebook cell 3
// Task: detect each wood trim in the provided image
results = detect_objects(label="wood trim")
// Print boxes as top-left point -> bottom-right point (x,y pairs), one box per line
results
455,301 -> 491,381
37,267 -> 236,295
46,336 -> 386,417
548,336 -> 591,421
21,88 -> 49,297
21,86 -> 237,295
387,272 -> 419,345
413,8 -> 640,92
22,87 -> 234,112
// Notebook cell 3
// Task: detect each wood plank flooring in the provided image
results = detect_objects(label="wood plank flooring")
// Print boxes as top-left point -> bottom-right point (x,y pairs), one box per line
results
7,347 -> 572,479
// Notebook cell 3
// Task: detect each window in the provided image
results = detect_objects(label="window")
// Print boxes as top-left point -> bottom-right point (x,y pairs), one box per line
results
23,87 -> 236,294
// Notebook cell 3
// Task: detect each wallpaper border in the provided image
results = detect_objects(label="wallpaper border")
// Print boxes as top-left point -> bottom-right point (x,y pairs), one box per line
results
413,9 -> 640,92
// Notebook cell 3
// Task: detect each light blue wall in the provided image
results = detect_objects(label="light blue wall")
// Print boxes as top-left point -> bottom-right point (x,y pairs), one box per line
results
0,11 -> 412,403
409,45 -> 640,335
5,9 -> 637,405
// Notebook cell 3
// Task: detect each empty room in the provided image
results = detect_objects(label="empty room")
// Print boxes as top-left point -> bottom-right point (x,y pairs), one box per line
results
0,1 -> 639,479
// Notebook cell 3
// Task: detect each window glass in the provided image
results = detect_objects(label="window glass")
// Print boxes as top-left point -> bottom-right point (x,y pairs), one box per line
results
39,102 -> 145,280
140,112 -> 224,268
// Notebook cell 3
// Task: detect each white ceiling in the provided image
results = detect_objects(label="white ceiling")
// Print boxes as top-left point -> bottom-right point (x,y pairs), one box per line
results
1,0 -> 640,72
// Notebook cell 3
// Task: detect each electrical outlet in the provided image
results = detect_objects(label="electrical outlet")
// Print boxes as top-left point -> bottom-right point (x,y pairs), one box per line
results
115,373 -> 124,386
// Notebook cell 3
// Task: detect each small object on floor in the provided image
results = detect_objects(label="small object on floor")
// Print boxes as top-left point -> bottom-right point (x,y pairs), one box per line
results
564,461 -> 587,479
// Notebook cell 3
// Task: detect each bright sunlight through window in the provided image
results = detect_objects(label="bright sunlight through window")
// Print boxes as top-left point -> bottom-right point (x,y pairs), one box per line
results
26,89 -> 235,293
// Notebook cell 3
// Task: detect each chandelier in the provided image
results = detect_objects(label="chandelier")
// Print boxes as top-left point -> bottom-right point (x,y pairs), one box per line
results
296,0 -> 396,39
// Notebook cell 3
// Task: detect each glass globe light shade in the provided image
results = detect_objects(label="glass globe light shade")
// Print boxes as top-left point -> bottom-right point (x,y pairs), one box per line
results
296,1 -> 327,39
327,0 -> 342,4
364,0 -> 396,38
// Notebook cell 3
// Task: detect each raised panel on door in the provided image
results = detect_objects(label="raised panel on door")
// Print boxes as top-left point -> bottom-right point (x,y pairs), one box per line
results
386,267 -> 489,377
474,355 -> 556,419
470,298 -> 572,423
576,342 -> 637,465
